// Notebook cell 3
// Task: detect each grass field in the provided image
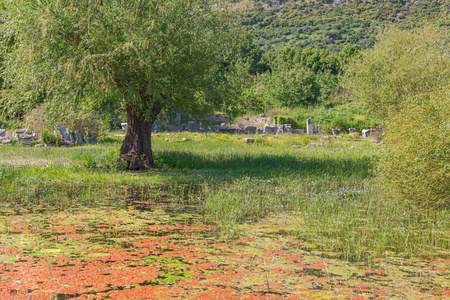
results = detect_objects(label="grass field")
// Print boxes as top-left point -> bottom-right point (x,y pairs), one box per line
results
0,132 -> 449,299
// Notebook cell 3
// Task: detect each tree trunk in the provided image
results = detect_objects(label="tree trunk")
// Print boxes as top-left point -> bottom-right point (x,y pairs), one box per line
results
117,106 -> 159,170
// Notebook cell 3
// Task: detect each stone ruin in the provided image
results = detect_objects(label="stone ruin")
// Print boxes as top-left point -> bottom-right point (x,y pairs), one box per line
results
57,125 -> 97,146
0,126 -> 97,146
117,114 -> 378,138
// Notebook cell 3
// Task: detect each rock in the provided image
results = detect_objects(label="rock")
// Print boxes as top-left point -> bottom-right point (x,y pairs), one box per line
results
362,129 -> 377,138
276,125 -> 283,134
87,136 -> 97,144
35,144 -> 45,147
292,129 -> 305,134
306,143 -> 318,147
307,118 -> 313,135
21,138 -> 32,146
58,125 -> 71,141
244,126 -> 257,134
349,146 -> 356,149
121,123 -> 128,131
284,124 -> 292,133
263,126 -> 278,134
348,128 -> 357,134
315,125 -> 321,135
114,134 -> 126,137
165,138 -> 169,142
260,134 -> 266,138
290,145 -> 301,148
154,134 -> 160,137
1,139 -> 11,144
243,138 -> 255,143
74,131 -> 84,145
332,129 -> 341,135
182,138 -> 191,141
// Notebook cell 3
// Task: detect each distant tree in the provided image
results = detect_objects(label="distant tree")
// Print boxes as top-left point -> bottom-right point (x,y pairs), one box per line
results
3,0 -> 231,169
342,25 -> 450,207
341,26 -> 450,120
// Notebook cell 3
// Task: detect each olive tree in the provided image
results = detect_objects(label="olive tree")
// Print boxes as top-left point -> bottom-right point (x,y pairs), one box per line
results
2,0 -> 231,169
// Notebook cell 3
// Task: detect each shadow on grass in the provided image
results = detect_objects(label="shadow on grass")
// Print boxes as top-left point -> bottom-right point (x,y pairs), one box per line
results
154,150 -> 374,180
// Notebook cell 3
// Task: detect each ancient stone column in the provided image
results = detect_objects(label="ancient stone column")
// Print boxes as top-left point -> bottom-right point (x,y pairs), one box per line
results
307,118 -> 313,135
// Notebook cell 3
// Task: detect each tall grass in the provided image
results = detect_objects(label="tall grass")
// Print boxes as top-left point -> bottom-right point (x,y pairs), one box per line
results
0,132 -> 448,262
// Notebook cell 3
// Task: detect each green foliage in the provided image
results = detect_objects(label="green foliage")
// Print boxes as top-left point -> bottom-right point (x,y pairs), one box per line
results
237,0 -> 448,52
2,0 -> 231,123
342,26 -> 450,120
343,25 -> 450,208
376,88 -> 450,208
40,129 -> 60,145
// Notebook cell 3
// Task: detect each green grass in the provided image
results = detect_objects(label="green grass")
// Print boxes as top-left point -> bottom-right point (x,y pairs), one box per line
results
0,131 -> 448,262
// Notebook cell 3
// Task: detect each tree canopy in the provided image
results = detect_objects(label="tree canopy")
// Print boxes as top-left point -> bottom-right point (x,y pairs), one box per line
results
2,0 -> 232,169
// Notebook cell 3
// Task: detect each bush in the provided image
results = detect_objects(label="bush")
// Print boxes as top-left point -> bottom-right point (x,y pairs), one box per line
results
376,88 -> 450,208
40,129 -> 60,145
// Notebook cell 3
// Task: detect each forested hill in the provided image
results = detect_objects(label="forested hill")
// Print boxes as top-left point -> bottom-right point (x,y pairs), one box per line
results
234,0 -> 449,52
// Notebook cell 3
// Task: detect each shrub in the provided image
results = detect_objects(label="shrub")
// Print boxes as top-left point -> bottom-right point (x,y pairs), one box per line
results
40,129 -> 60,145
376,88 -> 450,208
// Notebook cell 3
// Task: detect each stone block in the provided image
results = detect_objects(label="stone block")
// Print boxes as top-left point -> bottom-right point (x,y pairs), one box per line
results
348,128 -> 357,134
21,138 -> 32,146
243,138 -> 255,143
362,129 -> 377,138
315,125 -> 321,135
0,130 -> 12,139
244,126 -> 257,134
332,129 -> 341,135
121,123 -> 128,131
263,126 -> 278,134
306,143 -> 318,147
292,129 -> 305,134
2,139 -> 11,144
277,125 -> 284,134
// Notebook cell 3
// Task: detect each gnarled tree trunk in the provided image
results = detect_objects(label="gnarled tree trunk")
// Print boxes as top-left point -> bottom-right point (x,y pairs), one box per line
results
117,105 -> 162,170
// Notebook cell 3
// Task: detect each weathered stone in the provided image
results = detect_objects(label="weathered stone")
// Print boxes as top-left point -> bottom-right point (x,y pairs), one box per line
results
121,123 -> 128,131
362,129 -> 377,138
165,138 -> 169,142
290,145 -> 301,148
0,130 -> 12,139
1,139 -> 11,144
21,138 -> 32,146
244,126 -> 257,134
306,143 -> 318,147
284,124 -> 292,134
277,125 -> 284,134
263,126 -> 278,134
114,134 -> 126,137
332,129 -> 341,135
218,126 -> 237,134
315,125 -> 321,135
189,122 -> 199,132
348,128 -> 357,134
292,129 -> 305,134
87,136 -> 97,144
74,131 -> 84,145
35,144 -> 45,147
58,125 -> 71,141
307,118 -> 313,135
243,138 -> 255,143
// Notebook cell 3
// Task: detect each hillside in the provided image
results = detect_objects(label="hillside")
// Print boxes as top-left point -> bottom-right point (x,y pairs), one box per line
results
235,0 -> 449,52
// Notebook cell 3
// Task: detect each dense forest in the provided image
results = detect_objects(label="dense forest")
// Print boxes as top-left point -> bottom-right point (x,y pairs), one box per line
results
236,0 -> 449,52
